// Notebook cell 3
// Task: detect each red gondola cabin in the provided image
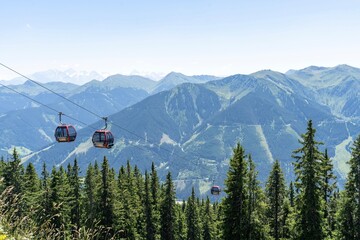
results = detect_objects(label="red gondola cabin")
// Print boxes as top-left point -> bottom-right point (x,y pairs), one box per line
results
54,125 -> 77,142
92,129 -> 114,149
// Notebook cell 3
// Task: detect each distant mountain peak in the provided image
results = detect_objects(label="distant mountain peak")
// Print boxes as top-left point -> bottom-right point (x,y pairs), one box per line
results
301,65 -> 328,71
163,71 -> 187,78
333,64 -> 356,71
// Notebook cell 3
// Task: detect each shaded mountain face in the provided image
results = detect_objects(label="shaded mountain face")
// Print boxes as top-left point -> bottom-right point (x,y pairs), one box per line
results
286,65 -> 360,119
20,68 -> 360,199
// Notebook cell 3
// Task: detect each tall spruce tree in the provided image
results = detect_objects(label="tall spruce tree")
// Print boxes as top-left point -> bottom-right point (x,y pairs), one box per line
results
160,172 -> 176,240
289,181 -> 295,208
337,134 -> 360,239
3,148 -> 24,195
247,155 -> 269,239
202,197 -> 215,240
175,203 -> 187,240
83,163 -> 99,228
292,120 -> 324,240
321,149 -> 337,237
266,160 -> 286,240
151,162 -> 161,239
222,143 -> 248,240
144,171 -> 157,240
37,162 -> 52,229
21,162 -> 41,230
49,166 -> 71,235
134,165 -> 146,239
98,156 -> 116,232
116,165 -> 127,237
186,187 -> 202,240
68,159 -> 81,237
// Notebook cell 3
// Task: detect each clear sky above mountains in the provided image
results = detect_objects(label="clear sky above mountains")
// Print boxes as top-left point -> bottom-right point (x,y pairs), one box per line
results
1,0 -> 360,82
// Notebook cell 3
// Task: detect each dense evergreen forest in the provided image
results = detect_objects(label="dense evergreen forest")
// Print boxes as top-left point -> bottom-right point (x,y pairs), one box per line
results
0,120 -> 359,240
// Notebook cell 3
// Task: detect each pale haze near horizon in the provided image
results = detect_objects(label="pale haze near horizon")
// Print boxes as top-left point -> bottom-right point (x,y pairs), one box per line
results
1,0 -> 360,82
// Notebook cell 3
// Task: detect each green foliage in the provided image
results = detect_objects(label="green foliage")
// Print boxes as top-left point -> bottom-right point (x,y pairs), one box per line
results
336,134 -> 360,239
160,172 -> 176,240
0,126 -> 355,240
83,162 -> 100,228
186,187 -> 202,240
222,143 -> 248,239
292,120 -> 324,239
202,197 -> 215,240
98,156 -> 116,233
321,149 -> 338,238
266,160 -> 286,240
68,158 -> 82,237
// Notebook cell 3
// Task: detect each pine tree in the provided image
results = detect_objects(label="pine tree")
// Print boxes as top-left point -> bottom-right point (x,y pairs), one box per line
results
222,143 -> 248,240
2,148 -> 25,223
68,159 -> 81,237
151,162 -> 161,239
337,134 -> 360,239
202,197 -> 215,240
49,166 -> 71,236
289,181 -> 295,208
23,163 -> 40,218
160,172 -> 176,240
247,155 -> 269,239
0,156 -> 7,192
321,149 -> 337,237
83,163 -> 99,228
115,165 -> 127,237
3,148 -> 24,195
144,171 -> 157,240
37,162 -> 52,230
266,160 -> 286,240
186,187 -> 202,240
98,157 -> 116,233
134,165 -> 146,239
121,161 -> 143,239
292,120 -> 324,239
175,202 -> 187,240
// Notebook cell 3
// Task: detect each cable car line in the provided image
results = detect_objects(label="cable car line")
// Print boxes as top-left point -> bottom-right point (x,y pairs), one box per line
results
1,63 -> 221,191
0,63 -> 103,119
0,82 -> 90,128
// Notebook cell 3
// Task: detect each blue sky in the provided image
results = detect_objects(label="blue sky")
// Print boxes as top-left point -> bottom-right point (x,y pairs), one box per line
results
1,0 -> 360,80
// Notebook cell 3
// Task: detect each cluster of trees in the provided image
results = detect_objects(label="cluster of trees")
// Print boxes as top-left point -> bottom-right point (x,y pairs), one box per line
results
0,119 -> 359,240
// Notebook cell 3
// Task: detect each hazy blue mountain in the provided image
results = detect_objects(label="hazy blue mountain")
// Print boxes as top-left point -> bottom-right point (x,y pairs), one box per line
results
19,70 -> 360,199
151,72 -> 218,94
0,81 -> 79,114
2,69 -> 106,85
286,65 -> 360,119
191,75 -> 222,82
286,64 -> 360,89
74,74 -> 157,93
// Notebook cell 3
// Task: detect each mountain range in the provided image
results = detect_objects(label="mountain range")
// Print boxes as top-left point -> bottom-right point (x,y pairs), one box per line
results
1,65 -> 360,199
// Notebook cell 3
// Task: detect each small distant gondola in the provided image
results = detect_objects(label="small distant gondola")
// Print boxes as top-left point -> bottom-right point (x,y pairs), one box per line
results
54,112 -> 77,142
211,185 -> 221,195
92,117 -> 114,149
